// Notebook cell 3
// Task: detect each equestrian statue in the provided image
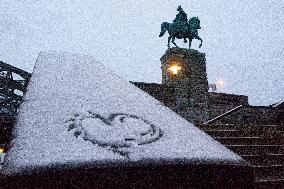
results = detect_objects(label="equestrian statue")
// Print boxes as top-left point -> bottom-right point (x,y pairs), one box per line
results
159,6 -> 203,49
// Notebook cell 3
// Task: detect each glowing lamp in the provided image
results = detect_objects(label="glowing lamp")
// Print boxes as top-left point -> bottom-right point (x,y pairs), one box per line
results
0,148 -> 4,154
217,79 -> 225,88
168,65 -> 181,75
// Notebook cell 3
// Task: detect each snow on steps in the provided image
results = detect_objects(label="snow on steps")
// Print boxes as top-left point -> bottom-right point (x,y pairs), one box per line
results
198,123 -> 284,188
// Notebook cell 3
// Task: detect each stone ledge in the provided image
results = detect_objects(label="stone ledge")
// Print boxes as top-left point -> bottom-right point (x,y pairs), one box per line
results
1,161 -> 254,189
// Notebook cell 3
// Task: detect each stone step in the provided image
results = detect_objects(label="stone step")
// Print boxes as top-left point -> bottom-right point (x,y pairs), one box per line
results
242,154 -> 284,166
225,145 -> 283,155
199,124 -> 281,132
214,137 -> 282,145
203,130 -> 284,139
199,123 -> 284,188
254,179 -> 284,189
253,165 -> 284,181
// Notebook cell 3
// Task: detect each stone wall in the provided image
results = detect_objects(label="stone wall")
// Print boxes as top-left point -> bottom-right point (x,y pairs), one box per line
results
279,109 -> 284,126
208,92 -> 249,119
131,80 -> 283,126
131,82 -> 176,111
275,102 -> 284,126
214,106 -> 280,125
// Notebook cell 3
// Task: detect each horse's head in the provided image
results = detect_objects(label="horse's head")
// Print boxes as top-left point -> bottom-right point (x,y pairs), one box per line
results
188,17 -> 201,30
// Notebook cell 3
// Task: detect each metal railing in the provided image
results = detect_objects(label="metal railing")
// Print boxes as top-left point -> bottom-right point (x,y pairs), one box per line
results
0,61 -> 31,115
204,105 -> 244,124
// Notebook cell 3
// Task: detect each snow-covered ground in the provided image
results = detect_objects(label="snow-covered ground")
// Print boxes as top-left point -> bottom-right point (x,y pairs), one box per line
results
2,51 -> 244,175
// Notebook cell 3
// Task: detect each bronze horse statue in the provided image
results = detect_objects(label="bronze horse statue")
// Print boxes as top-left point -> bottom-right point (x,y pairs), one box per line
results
159,17 -> 203,49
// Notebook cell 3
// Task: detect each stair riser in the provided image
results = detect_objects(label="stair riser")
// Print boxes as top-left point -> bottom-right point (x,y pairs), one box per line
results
199,124 -> 284,188
254,167 -> 284,180
254,180 -> 284,189
242,155 -> 284,166
226,146 -> 283,156
199,124 -> 281,132
279,125 -> 284,131
214,138 -> 283,145
204,130 -> 284,139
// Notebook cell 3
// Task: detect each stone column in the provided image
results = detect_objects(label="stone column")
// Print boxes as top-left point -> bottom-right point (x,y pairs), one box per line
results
161,47 -> 209,123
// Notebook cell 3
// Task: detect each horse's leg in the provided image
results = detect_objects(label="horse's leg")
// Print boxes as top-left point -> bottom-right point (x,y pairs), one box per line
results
195,36 -> 203,48
171,37 -> 179,48
167,36 -> 171,48
199,38 -> 203,48
188,39 -> 192,49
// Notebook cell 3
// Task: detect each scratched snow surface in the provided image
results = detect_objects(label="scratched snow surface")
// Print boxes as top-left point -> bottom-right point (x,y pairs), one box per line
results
3,51 -> 244,174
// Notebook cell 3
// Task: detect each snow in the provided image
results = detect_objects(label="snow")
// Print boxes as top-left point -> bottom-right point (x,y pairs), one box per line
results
0,1 -> 283,106
3,51 -> 245,175
0,153 -> 5,169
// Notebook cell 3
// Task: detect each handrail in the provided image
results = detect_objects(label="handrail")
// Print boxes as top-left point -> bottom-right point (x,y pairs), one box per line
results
204,105 -> 244,124
0,61 -> 31,80
0,62 -> 31,116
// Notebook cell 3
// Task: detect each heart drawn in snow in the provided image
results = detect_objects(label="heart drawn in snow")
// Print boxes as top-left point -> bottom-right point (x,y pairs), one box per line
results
65,112 -> 163,158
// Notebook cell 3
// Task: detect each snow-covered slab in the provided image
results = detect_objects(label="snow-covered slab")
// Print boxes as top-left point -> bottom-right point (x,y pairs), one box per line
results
1,51 -> 253,188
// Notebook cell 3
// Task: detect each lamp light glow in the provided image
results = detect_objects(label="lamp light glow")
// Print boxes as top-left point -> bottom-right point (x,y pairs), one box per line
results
216,79 -> 225,88
168,65 -> 181,75
0,148 -> 4,154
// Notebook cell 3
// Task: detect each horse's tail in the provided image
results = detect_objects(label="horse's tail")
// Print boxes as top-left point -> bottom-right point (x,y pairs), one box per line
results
159,22 -> 169,37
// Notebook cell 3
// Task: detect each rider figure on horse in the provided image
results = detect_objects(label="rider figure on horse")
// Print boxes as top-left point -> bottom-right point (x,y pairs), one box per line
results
173,6 -> 188,42
159,5 -> 203,49
173,6 -> 188,23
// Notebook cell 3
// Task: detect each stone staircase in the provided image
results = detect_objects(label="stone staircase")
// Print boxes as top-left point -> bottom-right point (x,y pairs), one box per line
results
198,123 -> 284,188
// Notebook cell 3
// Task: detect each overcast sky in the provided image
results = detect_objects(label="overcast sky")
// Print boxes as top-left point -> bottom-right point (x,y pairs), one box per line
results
0,0 -> 283,105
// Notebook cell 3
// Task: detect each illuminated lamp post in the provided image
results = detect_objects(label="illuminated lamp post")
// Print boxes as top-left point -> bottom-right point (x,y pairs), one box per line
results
161,48 -> 209,123
216,79 -> 225,91
0,145 -> 7,154
168,65 -> 181,75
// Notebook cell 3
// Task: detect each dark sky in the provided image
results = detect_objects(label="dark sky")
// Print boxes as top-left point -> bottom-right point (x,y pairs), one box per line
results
0,0 -> 283,105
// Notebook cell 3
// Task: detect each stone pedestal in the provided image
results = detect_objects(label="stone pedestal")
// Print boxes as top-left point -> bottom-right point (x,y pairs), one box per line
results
161,48 -> 209,123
